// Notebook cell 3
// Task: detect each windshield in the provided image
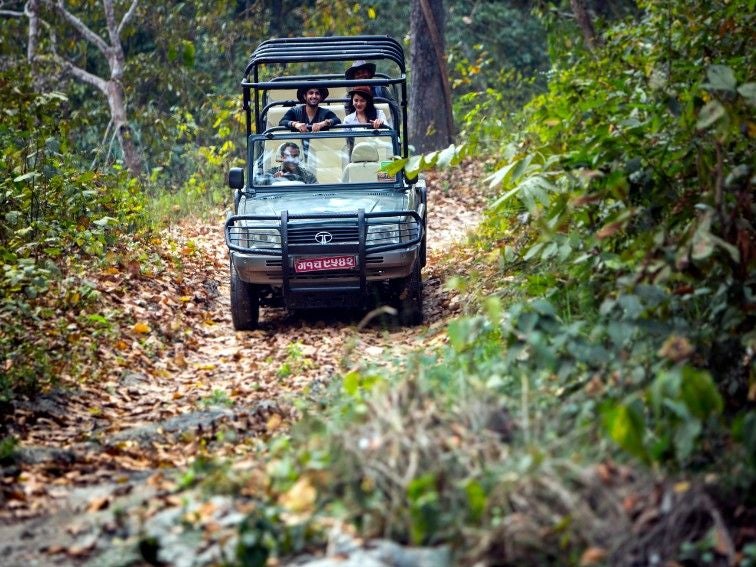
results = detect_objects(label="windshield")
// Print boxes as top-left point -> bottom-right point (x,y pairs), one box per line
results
251,131 -> 399,188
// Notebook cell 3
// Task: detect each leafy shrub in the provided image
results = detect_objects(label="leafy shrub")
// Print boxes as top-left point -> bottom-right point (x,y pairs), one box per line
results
418,1 -> 755,470
0,68 -> 149,400
367,3 -> 754,558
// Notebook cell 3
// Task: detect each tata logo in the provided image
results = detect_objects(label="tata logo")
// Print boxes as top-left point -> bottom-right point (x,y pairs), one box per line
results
314,231 -> 333,244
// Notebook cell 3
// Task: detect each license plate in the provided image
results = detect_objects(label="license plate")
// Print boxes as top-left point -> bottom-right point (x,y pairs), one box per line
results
294,255 -> 357,273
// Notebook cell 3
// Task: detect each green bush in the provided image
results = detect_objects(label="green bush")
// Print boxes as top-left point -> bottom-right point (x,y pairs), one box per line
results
0,68 -> 149,400
458,1 -> 755,465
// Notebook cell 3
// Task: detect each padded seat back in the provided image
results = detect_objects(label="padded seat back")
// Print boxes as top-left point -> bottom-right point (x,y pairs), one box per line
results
342,142 -> 381,183
307,137 -> 349,184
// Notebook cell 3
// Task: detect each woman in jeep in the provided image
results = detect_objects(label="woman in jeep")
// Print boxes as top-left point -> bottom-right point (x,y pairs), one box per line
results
344,85 -> 389,129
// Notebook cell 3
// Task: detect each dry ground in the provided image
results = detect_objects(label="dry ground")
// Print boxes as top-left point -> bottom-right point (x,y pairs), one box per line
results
0,163 -> 490,564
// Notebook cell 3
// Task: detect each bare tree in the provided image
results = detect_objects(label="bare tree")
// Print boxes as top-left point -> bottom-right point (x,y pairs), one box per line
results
409,0 -> 453,153
10,0 -> 142,176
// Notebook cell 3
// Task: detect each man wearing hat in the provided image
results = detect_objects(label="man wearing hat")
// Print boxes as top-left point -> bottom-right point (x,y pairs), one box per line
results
279,86 -> 341,133
345,60 -> 393,102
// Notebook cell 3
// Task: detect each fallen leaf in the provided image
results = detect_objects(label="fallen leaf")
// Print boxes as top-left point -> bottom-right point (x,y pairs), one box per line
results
278,477 -> 317,514
579,547 -> 607,566
266,414 -> 283,432
132,321 -> 151,334
86,495 -> 111,513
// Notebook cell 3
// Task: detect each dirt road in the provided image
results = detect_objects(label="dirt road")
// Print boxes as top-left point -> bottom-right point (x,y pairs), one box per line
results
0,164 -> 488,565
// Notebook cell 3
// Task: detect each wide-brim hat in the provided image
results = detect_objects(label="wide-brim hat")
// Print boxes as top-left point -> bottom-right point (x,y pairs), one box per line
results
296,86 -> 329,103
346,85 -> 373,101
345,60 -> 376,80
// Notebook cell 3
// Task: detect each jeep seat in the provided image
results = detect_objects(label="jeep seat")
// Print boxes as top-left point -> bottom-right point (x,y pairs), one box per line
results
342,142 -> 381,183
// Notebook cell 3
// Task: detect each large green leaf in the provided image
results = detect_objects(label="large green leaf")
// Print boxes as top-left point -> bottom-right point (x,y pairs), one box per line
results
601,400 -> 647,461
696,101 -> 726,130
737,82 -> 756,106
679,366 -> 723,420
704,65 -> 737,93
436,144 -> 459,168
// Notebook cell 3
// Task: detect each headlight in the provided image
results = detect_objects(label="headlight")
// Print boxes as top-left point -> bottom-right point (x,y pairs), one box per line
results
367,223 -> 401,246
243,227 -> 280,249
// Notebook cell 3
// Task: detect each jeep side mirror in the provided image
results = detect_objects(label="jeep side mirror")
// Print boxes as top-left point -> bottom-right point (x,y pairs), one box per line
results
229,167 -> 244,189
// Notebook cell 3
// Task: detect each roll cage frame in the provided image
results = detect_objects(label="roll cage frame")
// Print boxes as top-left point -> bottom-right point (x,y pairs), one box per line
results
241,35 -> 409,159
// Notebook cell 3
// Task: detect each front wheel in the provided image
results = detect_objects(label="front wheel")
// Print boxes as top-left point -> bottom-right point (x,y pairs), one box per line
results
230,263 -> 260,330
395,260 -> 423,326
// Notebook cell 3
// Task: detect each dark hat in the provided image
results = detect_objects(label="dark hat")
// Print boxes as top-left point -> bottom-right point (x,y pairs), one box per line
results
347,85 -> 373,101
345,60 -> 376,80
296,86 -> 329,103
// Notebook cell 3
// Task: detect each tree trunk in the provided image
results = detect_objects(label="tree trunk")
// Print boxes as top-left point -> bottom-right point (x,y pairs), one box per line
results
22,0 -> 143,177
268,0 -> 283,37
26,0 -> 40,63
107,79 -> 141,177
570,0 -> 600,51
409,0 -> 453,153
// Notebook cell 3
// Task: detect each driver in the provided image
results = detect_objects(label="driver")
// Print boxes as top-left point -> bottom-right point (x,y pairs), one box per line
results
264,142 -> 317,184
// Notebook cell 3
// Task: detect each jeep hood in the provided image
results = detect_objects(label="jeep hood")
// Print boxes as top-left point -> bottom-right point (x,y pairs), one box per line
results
241,190 -> 409,217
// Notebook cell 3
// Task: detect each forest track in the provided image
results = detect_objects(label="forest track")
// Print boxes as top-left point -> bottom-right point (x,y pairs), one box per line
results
0,163 -> 488,565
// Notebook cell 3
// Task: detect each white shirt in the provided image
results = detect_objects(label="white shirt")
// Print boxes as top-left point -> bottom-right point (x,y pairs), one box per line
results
343,109 -> 390,127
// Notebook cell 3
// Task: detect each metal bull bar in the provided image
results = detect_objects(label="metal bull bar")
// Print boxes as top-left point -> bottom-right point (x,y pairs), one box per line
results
225,209 -> 424,303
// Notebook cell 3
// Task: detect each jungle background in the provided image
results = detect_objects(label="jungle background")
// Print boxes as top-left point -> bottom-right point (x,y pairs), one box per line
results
0,0 -> 754,565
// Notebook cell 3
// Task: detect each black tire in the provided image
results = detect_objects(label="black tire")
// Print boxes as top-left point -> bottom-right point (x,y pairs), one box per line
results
420,232 -> 427,268
230,263 -> 260,330
396,260 -> 423,326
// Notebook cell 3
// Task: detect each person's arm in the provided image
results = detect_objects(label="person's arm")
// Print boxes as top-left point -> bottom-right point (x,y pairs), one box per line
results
325,109 -> 341,127
311,108 -> 339,133
376,109 -> 390,128
279,107 -> 297,129
280,106 -> 309,132
303,169 -> 318,184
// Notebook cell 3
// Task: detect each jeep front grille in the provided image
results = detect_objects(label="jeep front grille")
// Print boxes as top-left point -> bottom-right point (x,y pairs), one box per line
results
288,225 -> 359,244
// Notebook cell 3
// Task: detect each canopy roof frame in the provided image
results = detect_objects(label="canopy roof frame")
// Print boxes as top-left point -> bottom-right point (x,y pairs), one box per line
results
241,35 -> 408,159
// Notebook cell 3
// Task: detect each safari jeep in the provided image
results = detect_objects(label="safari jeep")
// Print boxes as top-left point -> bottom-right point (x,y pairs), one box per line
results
225,36 -> 427,330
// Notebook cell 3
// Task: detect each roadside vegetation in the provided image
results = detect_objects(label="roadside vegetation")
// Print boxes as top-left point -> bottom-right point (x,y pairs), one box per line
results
0,1 -> 753,565
204,2 -> 754,564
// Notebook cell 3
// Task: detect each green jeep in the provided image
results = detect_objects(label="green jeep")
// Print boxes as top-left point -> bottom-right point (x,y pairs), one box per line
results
225,36 -> 426,330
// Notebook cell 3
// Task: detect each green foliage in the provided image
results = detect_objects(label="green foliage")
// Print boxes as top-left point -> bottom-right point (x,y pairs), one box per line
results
603,365 -> 724,464
275,341 -> 316,379
236,505 -> 315,567
199,389 -> 233,409
381,10 -> 755,542
0,436 -> 18,464
446,2 -> 549,133
404,1 -> 754,470
0,68 -> 149,399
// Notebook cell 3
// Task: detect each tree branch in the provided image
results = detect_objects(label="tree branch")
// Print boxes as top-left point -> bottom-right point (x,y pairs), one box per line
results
102,0 -> 117,47
42,0 -> 110,56
117,0 -> 137,35
55,54 -> 109,94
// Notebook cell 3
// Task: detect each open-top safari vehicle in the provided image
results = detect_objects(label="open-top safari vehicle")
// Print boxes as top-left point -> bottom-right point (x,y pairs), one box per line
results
225,36 -> 426,330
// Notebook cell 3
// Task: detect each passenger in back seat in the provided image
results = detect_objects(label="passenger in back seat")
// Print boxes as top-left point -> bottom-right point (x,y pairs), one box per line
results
280,87 -> 341,133
344,60 -> 394,104
344,86 -> 389,129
